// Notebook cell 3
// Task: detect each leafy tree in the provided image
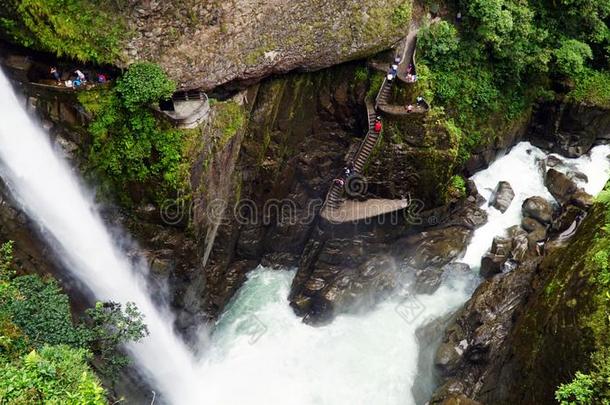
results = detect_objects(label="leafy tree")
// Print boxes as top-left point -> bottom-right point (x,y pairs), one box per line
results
2,275 -> 86,349
0,241 -> 149,397
418,21 -> 459,65
554,39 -> 593,76
82,302 -> 148,381
116,63 -> 176,111
556,350 -> 610,404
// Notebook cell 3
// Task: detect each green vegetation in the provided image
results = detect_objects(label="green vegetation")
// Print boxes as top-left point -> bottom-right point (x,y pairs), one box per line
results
116,64 -> 176,111
367,71 -> 385,100
212,101 -> 247,147
79,63 -> 192,203
553,187 -> 610,403
417,0 -> 610,163
0,345 -> 106,404
0,0 -> 125,63
556,351 -> 610,404
392,1 -> 412,27
448,174 -> 466,197
0,241 -> 148,401
569,68 -> 610,108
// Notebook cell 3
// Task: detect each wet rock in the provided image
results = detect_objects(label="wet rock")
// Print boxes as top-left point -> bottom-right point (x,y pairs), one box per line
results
489,181 -> 515,213
506,225 -> 527,239
545,169 -> 578,204
529,101 -> 610,157
414,266 -> 444,294
54,136 -> 79,161
511,234 -> 529,262
442,262 -> 472,278
435,340 -> 466,375
567,170 -> 588,183
236,224 -> 265,259
441,395 -> 483,405
570,189 -> 594,209
525,219 -> 547,244
480,253 -> 506,278
134,203 -> 160,223
545,155 -> 563,168
491,236 -> 512,256
430,380 -> 470,404
432,257 -> 543,401
552,205 -> 585,234
406,227 -> 472,269
521,217 -> 542,233
522,196 -> 553,224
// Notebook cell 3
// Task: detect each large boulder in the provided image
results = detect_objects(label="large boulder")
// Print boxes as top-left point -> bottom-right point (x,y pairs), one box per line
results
571,189 -> 594,209
489,181 -> 515,213
522,196 -> 553,224
545,169 -> 578,204
121,0 -> 413,90
480,253 -> 505,278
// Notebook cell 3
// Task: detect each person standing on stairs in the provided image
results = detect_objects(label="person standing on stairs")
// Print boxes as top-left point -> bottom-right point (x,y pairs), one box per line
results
387,64 -> 398,81
345,160 -> 355,176
374,117 -> 382,133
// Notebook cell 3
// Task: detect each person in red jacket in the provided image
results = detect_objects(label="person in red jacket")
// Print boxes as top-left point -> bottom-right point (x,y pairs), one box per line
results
374,116 -> 382,133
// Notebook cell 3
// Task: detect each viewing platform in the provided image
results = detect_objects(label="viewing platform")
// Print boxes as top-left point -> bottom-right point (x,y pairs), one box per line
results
321,198 -> 411,223
154,90 -> 210,129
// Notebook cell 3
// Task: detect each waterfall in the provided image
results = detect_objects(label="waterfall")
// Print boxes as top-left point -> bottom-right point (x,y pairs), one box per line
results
0,71 -> 200,404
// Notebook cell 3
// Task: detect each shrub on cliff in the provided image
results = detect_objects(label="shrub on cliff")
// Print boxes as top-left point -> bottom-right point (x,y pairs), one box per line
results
116,63 -> 176,111
80,63 -> 188,203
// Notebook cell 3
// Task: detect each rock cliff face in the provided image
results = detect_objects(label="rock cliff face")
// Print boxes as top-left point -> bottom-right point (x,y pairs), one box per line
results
122,0 -> 412,90
476,202 -> 609,404
185,63 -> 369,323
529,101 -> 610,157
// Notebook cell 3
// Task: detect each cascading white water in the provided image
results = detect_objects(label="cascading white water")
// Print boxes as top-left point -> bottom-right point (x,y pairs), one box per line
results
461,142 -> 610,267
192,142 -> 610,405
3,65 -> 610,405
0,71 -> 200,404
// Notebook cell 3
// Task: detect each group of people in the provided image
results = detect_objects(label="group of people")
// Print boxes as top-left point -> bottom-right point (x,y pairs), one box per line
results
386,57 -> 401,81
334,160 -> 356,187
49,67 -> 108,89
405,96 -> 427,113
386,58 -> 418,83
405,63 -> 417,83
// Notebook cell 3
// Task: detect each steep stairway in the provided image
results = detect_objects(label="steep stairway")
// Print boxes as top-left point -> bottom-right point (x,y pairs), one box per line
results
321,24 -> 423,217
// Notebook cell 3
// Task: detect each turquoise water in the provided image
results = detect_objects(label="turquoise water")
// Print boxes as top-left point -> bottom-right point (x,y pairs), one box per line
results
197,267 -> 471,405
